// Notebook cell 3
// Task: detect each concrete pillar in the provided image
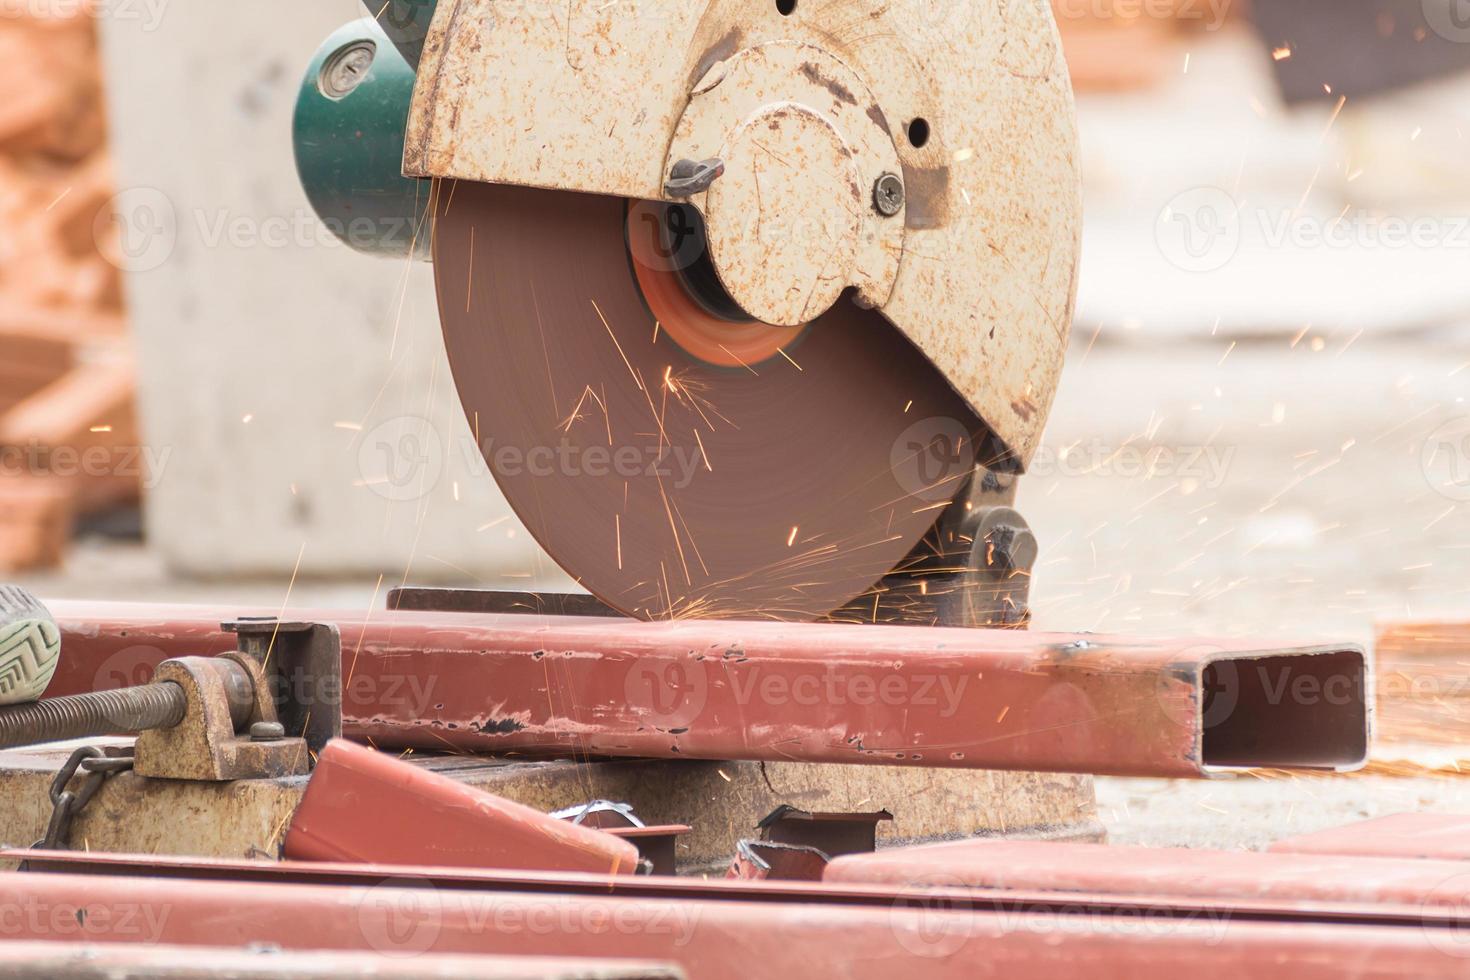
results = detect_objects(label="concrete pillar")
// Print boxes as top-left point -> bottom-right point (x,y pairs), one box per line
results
96,4 -> 571,587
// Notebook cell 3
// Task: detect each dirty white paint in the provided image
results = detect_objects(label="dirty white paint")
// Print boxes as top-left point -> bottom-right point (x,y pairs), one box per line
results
406,0 -> 1081,467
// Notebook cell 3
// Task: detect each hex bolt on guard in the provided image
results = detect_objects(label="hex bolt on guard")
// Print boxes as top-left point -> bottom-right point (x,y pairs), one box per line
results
664,157 -> 725,197
872,173 -> 904,216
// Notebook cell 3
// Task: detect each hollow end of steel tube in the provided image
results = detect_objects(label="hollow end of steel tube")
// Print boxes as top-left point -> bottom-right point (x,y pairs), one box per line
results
1198,648 -> 1370,774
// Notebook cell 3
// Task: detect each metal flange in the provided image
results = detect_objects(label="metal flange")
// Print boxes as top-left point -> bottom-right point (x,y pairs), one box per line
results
663,42 -> 906,324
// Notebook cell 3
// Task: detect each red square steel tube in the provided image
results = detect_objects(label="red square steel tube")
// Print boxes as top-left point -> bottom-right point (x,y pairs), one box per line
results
823,837 -> 1470,909
15,847 -> 1470,927
43,601 -> 1370,778
0,943 -> 683,979
0,867 -> 1467,978
1269,812 -> 1470,862
283,739 -> 642,876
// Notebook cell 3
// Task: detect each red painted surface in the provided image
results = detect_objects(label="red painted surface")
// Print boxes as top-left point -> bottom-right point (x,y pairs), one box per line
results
0,867 -> 1465,978
283,739 -> 641,875
824,837 -> 1470,909
1270,812 -> 1470,862
14,848 -> 1470,927
44,600 -> 1368,777
0,942 -> 681,978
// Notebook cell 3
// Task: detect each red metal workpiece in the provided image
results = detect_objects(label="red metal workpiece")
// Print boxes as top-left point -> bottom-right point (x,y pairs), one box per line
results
1269,812 -> 1470,862
283,739 -> 642,876
14,847 -> 1470,930
1,864 -> 1468,978
726,839 -> 830,881
0,943 -> 683,979
758,806 -> 891,857
823,837 -> 1470,910
45,601 -> 1369,777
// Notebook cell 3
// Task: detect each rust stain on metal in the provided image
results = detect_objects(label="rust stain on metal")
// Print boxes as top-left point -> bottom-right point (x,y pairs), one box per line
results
900,164 -> 949,230
799,61 -> 857,106
475,717 -> 528,735
401,0 -> 467,172
691,26 -> 744,88
865,102 -> 889,134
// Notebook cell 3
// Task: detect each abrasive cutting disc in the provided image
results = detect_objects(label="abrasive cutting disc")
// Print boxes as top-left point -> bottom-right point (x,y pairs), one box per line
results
433,181 -> 980,621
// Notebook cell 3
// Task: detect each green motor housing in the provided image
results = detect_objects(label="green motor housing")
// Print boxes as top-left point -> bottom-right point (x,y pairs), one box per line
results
293,13 -> 433,261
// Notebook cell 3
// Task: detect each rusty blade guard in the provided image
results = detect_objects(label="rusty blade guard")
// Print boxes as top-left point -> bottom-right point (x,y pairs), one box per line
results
45,603 -> 1369,778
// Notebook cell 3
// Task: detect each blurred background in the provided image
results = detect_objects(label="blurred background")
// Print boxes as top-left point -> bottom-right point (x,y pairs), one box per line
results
2,0 -> 1470,844
2,1 -> 1470,785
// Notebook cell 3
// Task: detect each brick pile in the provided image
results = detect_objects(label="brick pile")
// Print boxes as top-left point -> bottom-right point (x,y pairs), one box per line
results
0,7 -> 138,571
1054,0 -> 1225,93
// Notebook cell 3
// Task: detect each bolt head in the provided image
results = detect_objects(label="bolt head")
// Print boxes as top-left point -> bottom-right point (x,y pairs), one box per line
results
320,40 -> 377,100
250,721 -> 287,742
873,173 -> 905,217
